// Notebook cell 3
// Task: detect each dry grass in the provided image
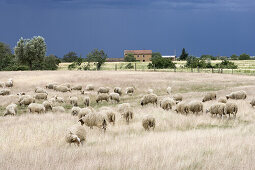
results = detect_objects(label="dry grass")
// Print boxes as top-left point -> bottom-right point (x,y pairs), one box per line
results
1,71 -> 255,170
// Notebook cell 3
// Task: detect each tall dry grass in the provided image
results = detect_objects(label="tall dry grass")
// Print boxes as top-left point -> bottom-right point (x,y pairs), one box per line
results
0,71 -> 255,169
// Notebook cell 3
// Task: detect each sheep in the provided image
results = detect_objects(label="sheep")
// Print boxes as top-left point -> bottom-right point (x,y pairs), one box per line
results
173,94 -> 183,103
109,92 -> 120,103
187,101 -> 203,114
80,90 -> 90,95
83,96 -> 90,107
142,115 -> 155,131
35,87 -> 48,94
77,108 -> 93,119
61,83 -> 71,88
160,97 -> 175,110
65,124 -> 86,146
118,103 -> 134,124
52,106 -> 65,113
48,97 -> 56,103
3,103 -> 18,116
225,102 -> 238,118
141,93 -> 158,106
167,87 -> 172,95
175,101 -> 189,115
54,85 -> 71,92
19,96 -> 35,106
226,90 -> 247,100
72,85 -> 82,91
69,96 -> 78,106
0,82 -> 5,88
147,89 -> 154,94
100,108 -> 116,125
34,93 -> 48,100
202,92 -> 217,102
97,87 -> 110,94
71,107 -> 81,116
46,82 -> 57,89
18,94 -> 31,103
5,78 -> 13,87
0,89 -> 10,96
28,103 -> 45,114
218,97 -> 227,103
43,101 -> 53,112
126,87 -> 134,95
79,112 -> 107,132
86,84 -> 94,91
96,93 -> 109,103
55,95 -> 64,103
114,87 -> 122,96
250,99 -> 255,107
17,92 -> 26,96
206,103 -> 226,117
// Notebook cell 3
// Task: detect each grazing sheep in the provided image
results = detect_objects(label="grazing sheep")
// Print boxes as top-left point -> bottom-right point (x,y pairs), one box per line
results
48,97 -> 56,103
173,94 -> 183,103
118,103 -> 131,113
250,99 -> 255,107
61,83 -> 71,88
72,85 -> 82,91
54,85 -> 71,92
46,82 -> 57,89
19,96 -> 35,106
225,102 -> 238,117
118,103 -> 133,124
147,89 -> 154,94
0,82 -> 5,88
97,87 -> 110,94
35,93 -> 48,100
202,92 -> 217,102
175,101 -> 189,115
55,95 -> 64,103
160,97 -> 175,110
43,101 -> 52,112
71,107 -> 81,116
142,115 -> 155,131
109,92 -> 120,103
0,89 -> 10,96
167,87 -> 172,95
18,94 -> 31,103
3,103 -> 18,116
141,94 -> 158,106
80,90 -> 90,95
100,108 -> 116,125
86,84 -> 94,91
28,103 -> 45,114
5,78 -> 13,87
35,87 -> 48,94
226,90 -> 247,100
96,93 -> 109,103
187,101 -> 203,114
77,108 -> 93,119
126,87 -> 134,95
206,103 -> 226,117
17,92 -> 26,96
69,96 -> 78,106
83,96 -> 90,107
65,124 -> 86,146
218,97 -> 227,103
79,112 -> 107,132
114,87 -> 122,96
52,106 -> 65,113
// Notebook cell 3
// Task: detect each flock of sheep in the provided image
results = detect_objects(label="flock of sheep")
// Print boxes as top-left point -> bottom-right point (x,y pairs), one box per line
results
1,78 -> 255,146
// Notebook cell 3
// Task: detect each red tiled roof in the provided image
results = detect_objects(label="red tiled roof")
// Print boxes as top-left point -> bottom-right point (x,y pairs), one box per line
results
124,50 -> 152,55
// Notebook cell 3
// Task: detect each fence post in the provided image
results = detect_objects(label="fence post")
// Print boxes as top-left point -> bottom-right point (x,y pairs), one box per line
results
135,63 -> 136,71
154,64 -> 155,72
212,68 -> 213,73
191,68 -> 193,72
232,69 -> 233,74
115,64 -> 117,71
197,66 -> 199,73
221,68 -> 223,74
174,67 -> 176,72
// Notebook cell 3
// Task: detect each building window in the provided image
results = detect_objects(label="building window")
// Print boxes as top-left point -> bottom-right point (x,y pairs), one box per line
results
143,60 -> 145,62
143,55 -> 145,58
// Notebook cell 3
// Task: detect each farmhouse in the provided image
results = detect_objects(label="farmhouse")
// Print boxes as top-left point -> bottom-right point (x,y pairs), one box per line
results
124,50 -> 152,62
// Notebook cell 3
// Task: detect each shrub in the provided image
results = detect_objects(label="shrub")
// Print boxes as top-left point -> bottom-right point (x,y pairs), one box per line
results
125,63 -> 134,69
68,63 -> 76,70
124,54 -> 136,62
148,57 -> 176,69
215,60 -> 238,69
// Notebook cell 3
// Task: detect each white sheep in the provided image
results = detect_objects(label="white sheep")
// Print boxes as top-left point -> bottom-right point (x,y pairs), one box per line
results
187,101 -> 203,114
109,92 -> 120,103
96,93 -> 109,103
79,112 -> 107,132
71,107 -> 81,116
35,87 -> 48,94
5,78 -> 13,87
52,106 -> 65,113
72,85 -> 82,91
65,124 -> 86,146
0,82 -> 5,88
80,90 -> 90,95
0,89 -> 10,96
226,90 -> 247,100
147,89 -> 154,94
61,83 -> 71,88
55,95 -> 64,103
218,97 -> 227,103
167,87 -> 172,95
100,108 -> 116,125
225,102 -> 238,117
34,93 -> 48,100
43,101 -> 53,112
118,103 -> 134,124
77,108 -> 93,119
160,97 -> 175,110
206,103 -> 226,117
69,96 -> 78,106
126,87 -> 134,95
173,93 -> 183,103
19,96 -> 35,106
54,85 -> 71,92
175,101 -> 189,115
141,93 -> 158,106
114,87 -> 122,96
28,103 -> 45,114
97,87 -> 110,94
3,103 -> 18,116
83,96 -> 90,107
86,84 -> 94,91
250,99 -> 255,107
142,115 -> 155,131
46,82 -> 57,89
202,92 -> 216,102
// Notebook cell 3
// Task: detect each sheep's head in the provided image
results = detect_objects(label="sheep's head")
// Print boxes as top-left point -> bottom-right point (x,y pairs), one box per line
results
206,109 -> 210,113
78,118 -> 85,125
226,95 -> 229,100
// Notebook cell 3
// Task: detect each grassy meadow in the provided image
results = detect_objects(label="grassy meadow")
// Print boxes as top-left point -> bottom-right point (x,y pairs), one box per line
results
0,71 -> 255,169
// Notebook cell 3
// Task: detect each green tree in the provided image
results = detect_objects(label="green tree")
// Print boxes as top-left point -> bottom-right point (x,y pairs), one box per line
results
179,48 -> 188,60
43,55 -> 60,70
14,36 -> 47,70
151,52 -> 162,60
0,42 -> 14,70
148,57 -> 176,69
239,53 -> 250,60
86,49 -> 107,70
63,51 -> 78,62
185,56 -> 212,68
230,54 -> 239,60
124,53 -> 136,62
200,55 -> 216,60
215,60 -> 238,69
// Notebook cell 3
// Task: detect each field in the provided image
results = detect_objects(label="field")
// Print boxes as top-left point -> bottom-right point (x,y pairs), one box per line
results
1,71 -> 255,169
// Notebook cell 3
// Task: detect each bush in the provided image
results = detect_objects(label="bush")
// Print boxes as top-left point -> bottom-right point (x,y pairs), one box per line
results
239,53 -> 250,60
148,57 -> 176,69
185,56 -> 212,68
83,63 -> 91,70
215,60 -> 238,69
124,54 -> 136,62
68,63 -> 76,70
125,63 -> 134,69
43,55 -> 60,70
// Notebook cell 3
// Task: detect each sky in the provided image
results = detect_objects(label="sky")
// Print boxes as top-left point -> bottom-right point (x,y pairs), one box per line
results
0,0 -> 255,58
